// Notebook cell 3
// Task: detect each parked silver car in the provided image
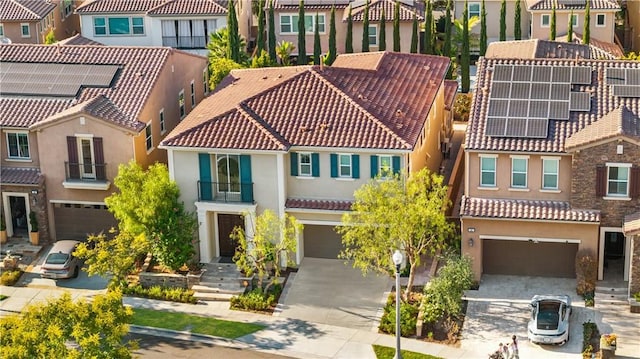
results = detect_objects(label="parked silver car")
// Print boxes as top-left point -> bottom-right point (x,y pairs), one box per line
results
528,294 -> 571,345
40,240 -> 81,279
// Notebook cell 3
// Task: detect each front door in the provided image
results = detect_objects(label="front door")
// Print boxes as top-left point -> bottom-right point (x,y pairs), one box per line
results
217,213 -> 244,257
9,196 -> 28,237
603,231 -> 626,281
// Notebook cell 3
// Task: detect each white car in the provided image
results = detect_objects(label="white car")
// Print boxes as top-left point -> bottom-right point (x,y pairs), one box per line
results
528,294 -> 571,345
40,240 -> 81,279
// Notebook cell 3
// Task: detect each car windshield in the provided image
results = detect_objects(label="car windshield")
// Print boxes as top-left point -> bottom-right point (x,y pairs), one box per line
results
537,301 -> 560,330
46,252 -> 69,265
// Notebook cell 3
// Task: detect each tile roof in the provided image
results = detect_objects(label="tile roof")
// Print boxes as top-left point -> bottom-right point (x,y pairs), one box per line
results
465,57 -> 640,153
273,0 -> 351,10
56,34 -> 105,46
624,211 -> 640,235
460,196 -> 601,222
444,80 -> 458,111
565,105 -> 640,150
571,32 -> 625,59
162,52 -> 450,151
147,0 -> 227,15
75,0 -> 166,13
484,39 -> 617,60
528,0 -> 620,11
286,198 -> 353,211
0,167 -> 42,185
0,0 -> 56,21
349,0 -> 424,22
0,44 -> 180,132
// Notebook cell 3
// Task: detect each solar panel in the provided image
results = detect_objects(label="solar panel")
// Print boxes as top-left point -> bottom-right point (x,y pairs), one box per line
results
508,100 -> 529,117
570,92 -> 591,111
612,85 -> 640,98
527,118 -> 549,138
506,118 -> 527,137
513,66 -> 533,82
529,101 -> 549,118
488,99 -> 509,116
626,69 -> 640,85
490,82 -> 511,98
552,67 -> 571,83
532,66 -> 552,83
571,66 -> 592,85
486,117 -> 507,136
549,101 -> 570,120
551,83 -> 571,101
531,83 -> 550,99
605,68 -> 626,85
493,65 -> 513,81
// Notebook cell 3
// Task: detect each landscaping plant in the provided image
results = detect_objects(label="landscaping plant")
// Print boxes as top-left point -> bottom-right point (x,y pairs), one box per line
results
422,254 -> 474,324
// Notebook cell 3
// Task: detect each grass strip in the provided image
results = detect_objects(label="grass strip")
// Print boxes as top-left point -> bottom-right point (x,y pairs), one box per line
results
373,344 -> 443,359
132,308 -> 264,339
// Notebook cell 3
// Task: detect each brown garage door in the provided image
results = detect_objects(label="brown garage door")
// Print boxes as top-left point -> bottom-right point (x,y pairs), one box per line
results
304,225 -> 344,259
483,239 -> 578,278
53,203 -> 117,240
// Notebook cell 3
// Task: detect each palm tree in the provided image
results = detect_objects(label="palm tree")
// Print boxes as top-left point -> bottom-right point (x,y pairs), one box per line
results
208,27 -> 248,63
276,41 -> 296,66
453,15 -> 481,55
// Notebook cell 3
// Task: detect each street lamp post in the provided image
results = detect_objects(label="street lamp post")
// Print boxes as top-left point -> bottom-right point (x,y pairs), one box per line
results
392,250 -> 403,359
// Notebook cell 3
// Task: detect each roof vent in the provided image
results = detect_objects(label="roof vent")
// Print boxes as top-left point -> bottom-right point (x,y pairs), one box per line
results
396,109 -> 404,118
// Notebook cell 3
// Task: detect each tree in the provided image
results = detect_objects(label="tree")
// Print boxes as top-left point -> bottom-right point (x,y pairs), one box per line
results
550,1 -> 556,40
104,161 -> 196,271
276,40 -> 296,65
499,0 -> 506,41
209,57 -> 244,87
620,51 -> 640,61
410,12 -> 418,53
479,0 -> 487,56
232,210 -> 300,293
422,254 -> 474,324
0,291 -> 135,358
453,15 -> 480,54
583,0 -> 590,44
362,0 -> 370,52
327,5 -> 337,64
44,29 -> 56,44
256,0 -> 265,55
314,13 -> 322,64
393,0 -> 401,52
251,49 -> 276,68
379,6 -> 387,51
423,0 -> 433,54
227,0 -> 241,62
346,5 -> 354,53
514,0 -> 521,40
337,169 -> 455,300
443,0 -> 451,56
461,1 -> 470,93
207,27 -> 248,63
268,0 -> 277,61
568,10 -> 574,42
297,0 -> 307,64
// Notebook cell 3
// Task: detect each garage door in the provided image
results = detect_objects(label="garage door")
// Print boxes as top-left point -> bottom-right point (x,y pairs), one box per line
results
303,225 -> 344,259
483,239 -> 578,278
53,203 -> 117,240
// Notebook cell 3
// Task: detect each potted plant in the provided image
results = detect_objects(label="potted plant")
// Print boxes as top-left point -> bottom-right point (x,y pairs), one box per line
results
600,333 -> 617,350
29,211 -> 39,245
0,211 -> 7,244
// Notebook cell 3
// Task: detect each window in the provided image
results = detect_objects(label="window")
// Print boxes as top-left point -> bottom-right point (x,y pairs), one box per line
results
178,90 -> 185,118
0,24 -> 4,37
66,136 -> 105,181
571,14 -> 578,27
203,69 -> 209,94
541,14 -> 550,27
339,154 -> 351,177
596,14 -> 605,27
145,124 -> 153,151
542,158 -> 559,189
93,16 -> 144,36
607,165 -> 629,196
78,137 -> 95,179
132,17 -> 144,34
279,14 -> 324,34
368,25 -> 377,46
190,81 -> 195,108
511,157 -> 528,188
159,109 -> 166,134
216,154 -> 240,193
62,0 -> 73,17
480,156 -> 496,187
379,155 -> 392,178
299,153 -> 312,176
94,17 -> 106,35
6,132 -> 30,159
21,23 -> 30,37
469,3 -> 481,18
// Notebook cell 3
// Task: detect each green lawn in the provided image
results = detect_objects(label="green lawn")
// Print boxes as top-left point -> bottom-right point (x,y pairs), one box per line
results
373,344 -> 443,359
131,308 -> 265,339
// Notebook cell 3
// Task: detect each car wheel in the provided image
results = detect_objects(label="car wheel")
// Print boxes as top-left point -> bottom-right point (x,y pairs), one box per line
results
72,266 -> 79,278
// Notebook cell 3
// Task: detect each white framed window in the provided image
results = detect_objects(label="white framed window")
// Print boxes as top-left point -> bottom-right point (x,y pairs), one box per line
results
480,155 -> 496,187
216,154 -> 241,193
511,157 -> 528,188
469,2 -> 481,18
607,163 -> 630,197
190,81 -> 195,108
6,132 -> 30,159
368,25 -> 377,46
77,137 -> 96,179
178,90 -> 185,118
570,14 -> 578,27
338,154 -> 352,178
145,123 -> 153,151
541,14 -> 550,28
279,14 -> 325,34
379,155 -> 392,178
541,157 -> 559,190
0,24 -> 4,37
203,69 -> 209,94
298,153 -> 312,176
21,23 -> 30,37
596,14 -> 605,27
93,16 -> 144,36
159,109 -> 166,134
62,0 -> 73,17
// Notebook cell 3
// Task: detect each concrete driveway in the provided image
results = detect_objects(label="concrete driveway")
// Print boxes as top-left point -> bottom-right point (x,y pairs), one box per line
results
278,258 -> 391,331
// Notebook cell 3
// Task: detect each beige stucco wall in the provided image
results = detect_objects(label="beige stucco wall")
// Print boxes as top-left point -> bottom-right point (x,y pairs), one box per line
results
410,84 -> 446,174
351,21 -> 417,53
461,217 -> 599,280
1,21 -> 44,44
466,151 -> 572,201
0,131 -> 41,168
530,10 -> 616,43
454,0 -> 532,42
51,0 -> 82,41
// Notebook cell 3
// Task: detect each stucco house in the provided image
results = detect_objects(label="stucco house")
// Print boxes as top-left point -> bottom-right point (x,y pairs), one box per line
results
460,53 -> 640,297
0,0 -> 81,44
0,43 -> 208,243
484,38 -> 619,60
161,51 -> 452,264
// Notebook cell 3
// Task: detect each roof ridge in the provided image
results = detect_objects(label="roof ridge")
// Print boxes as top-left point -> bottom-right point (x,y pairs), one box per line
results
309,67 -> 411,149
237,105 -> 289,150
146,0 -> 173,14
10,0 -> 39,19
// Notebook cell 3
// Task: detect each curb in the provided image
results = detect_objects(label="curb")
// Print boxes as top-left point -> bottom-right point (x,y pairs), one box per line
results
128,325 -> 248,349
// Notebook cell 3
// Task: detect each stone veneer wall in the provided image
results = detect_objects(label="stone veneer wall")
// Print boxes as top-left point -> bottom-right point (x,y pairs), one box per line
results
0,184 -> 49,243
631,236 -> 640,296
570,140 -> 640,227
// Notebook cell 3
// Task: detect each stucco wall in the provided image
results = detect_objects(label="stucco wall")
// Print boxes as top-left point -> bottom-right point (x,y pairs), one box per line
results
530,10 -> 616,43
52,0 -> 82,41
1,22 -> 42,44
0,131 -> 41,168
79,14 -> 154,46
454,0 -> 532,42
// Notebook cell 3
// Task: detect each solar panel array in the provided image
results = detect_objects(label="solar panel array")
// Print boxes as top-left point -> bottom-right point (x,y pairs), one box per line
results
0,62 -> 119,97
486,64 -> 592,138
605,68 -> 640,98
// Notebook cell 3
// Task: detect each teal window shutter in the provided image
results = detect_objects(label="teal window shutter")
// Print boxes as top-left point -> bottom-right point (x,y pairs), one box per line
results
311,153 -> 320,177
352,154 -> 360,179
240,155 -> 253,203
290,152 -> 298,176
392,156 -> 401,175
330,154 -> 338,178
198,153 -> 212,200
370,155 -> 379,178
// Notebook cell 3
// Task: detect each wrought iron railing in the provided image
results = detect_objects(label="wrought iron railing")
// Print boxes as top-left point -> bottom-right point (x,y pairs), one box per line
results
65,162 -> 107,181
197,181 -> 254,203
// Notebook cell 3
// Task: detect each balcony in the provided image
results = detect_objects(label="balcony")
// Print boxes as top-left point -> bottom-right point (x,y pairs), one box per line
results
162,36 -> 207,49
197,181 -> 254,203
63,162 -> 110,190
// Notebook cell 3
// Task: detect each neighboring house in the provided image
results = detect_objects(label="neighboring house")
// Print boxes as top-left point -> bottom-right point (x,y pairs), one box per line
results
626,0 -> 640,52
75,0 -> 231,56
0,0 -> 81,44
460,54 -> 640,296
161,52 -> 451,264
0,43 -> 208,243
453,0 -> 531,45
484,38 -> 618,59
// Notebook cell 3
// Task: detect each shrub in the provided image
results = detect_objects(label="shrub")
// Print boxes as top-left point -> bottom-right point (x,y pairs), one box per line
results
582,320 -> 600,358
634,292 -> 640,302
583,291 -> 595,307
453,93 -> 472,121
422,254 -> 474,324
0,270 -> 23,286
575,250 -> 597,296
379,301 -> 419,337
230,285 -> 282,312
122,284 -> 197,304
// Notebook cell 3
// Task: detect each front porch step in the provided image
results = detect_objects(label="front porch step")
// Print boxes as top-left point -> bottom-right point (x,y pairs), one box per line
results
595,286 -> 628,305
192,284 -> 245,295
193,292 -> 237,301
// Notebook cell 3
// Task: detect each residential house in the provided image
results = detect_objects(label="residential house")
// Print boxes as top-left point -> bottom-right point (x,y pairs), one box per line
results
460,54 -> 640,296
0,0 -> 81,44
452,0 -> 531,45
624,0 -> 640,52
484,38 -> 619,59
75,0 -> 234,56
0,43 -> 208,243
160,51 -> 451,264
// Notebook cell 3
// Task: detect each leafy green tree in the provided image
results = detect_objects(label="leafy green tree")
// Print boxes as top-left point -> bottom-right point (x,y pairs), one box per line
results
328,5 -> 337,64
410,12 -> 418,53
297,0 -> 307,64
251,49 -> 276,68
346,5 -> 354,53
227,0 -> 241,62
207,27 -> 248,63
268,0 -> 277,61
499,0 -> 506,41
0,291 -> 135,358
104,161 -> 196,271
514,0 -> 521,40
568,10 -> 574,42
362,0 -> 370,52
620,51 -> 640,61
232,210 -> 301,293
209,57 -> 244,87
461,1 -> 470,93
314,13 -> 322,64
479,0 -> 487,56
393,0 -> 401,52
44,29 -> 56,44
550,1 -> 556,40
379,6 -> 387,51
276,40 -> 295,65
422,254 -> 474,324
583,0 -> 590,44
256,0 -> 265,55
337,169 -> 455,299
423,0 -> 433,54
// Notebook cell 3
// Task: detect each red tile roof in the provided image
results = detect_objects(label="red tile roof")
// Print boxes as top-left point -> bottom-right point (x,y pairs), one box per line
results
286,198 -> 353,211
565,105 -> 640,151
624,212 -> 640,235
484,39 -> 617,60
0,167 -> 42,185
460,196 -> 600,223
350,0 -> 424,22
274,0 -> 351,10
162,52 -> 450,151
0,0 -> 56,21
147,0 -> 227,15
528,0 -> 620,11
444,80 -> 458,111
75,0 -> 166,13
57,34 -> 105,46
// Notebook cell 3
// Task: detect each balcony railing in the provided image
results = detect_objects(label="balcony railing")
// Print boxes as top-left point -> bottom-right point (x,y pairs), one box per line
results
65,162 -> 107,181
162,36 -> 207,49
197,181 -> 254,203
